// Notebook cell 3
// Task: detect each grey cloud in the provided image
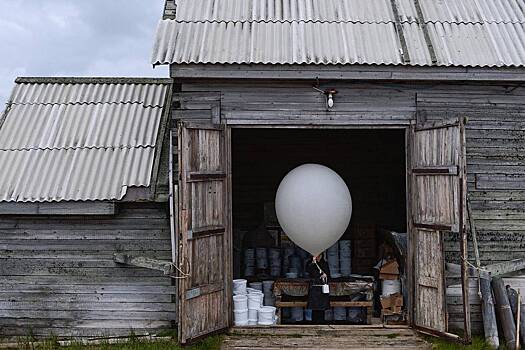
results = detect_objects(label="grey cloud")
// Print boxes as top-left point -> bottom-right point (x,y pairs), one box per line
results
0,0 -> 167,106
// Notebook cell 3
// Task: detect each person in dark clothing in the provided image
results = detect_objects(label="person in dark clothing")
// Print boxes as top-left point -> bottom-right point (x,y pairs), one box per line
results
306,253 -> 331,324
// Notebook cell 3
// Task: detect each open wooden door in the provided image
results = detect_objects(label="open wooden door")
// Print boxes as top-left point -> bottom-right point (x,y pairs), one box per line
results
177,122 -> 231,344
409,118 -> 470,342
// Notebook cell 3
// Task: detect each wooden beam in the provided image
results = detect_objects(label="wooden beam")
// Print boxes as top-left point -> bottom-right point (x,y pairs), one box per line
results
0,202 -> 115,215
171,64 -> 525,82
113,253 -> 174,275
488,259 -> 525,277
446,258 -> 525,278
412,166 -> 459,176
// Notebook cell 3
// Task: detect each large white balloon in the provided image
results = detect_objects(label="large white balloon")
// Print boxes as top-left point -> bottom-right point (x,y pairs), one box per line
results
275,164 -> 352,256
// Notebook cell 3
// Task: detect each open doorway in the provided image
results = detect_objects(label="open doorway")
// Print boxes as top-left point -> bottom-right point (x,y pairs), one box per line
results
231,128 -> 407,326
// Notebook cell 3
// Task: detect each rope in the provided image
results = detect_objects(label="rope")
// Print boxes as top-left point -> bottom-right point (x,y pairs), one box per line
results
169,262 -> 190,279
462,257 -> 488,299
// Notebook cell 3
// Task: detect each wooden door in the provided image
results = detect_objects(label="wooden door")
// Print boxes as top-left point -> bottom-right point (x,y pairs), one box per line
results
409,118 -> 469,340
177,122 -> 231,344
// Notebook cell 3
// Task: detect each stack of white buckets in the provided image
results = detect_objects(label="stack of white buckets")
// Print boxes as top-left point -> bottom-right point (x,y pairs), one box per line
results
327,240 -> 352,277
233,279 -> 277,326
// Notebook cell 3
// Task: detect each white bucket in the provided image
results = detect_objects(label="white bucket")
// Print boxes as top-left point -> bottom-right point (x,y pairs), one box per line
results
249,281 -> 263,291
382,279 -> 401,296
325,308 -> 333,321
339,240 -> 351,253
264,295 -> 275,306
245,248 -> 255,259
256,248 -> 268,268
233,279 -> 247,295
334,307 -> 347,321
282,307 -> 291,320
291,307 -> 304,322
262,280 -> 274,293
258,306 -> 276,325
327,242 -> 340,274
270,267 -> 281,277
269,248 -> 280,259
248,308 -> 259,321
233,294 -> 248,311
304,309 -> 312,321
234,309 -> 249,326
248,293 -> 263,309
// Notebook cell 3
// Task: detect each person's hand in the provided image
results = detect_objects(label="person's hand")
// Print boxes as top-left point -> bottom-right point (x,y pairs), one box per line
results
321,273 -> 327,281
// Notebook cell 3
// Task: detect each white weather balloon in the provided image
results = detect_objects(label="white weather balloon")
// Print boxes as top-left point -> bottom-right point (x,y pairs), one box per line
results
275,164 -> 352,256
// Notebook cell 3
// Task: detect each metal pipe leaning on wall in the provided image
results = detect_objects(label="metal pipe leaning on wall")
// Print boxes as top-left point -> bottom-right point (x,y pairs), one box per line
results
480,272 -> 499,349
493,276 -> 517,350
507,286 -> 525,348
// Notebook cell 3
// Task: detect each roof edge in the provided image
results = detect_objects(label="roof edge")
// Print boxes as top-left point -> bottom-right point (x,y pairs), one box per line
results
15,77 -> 173,85
170,63 -> 525,82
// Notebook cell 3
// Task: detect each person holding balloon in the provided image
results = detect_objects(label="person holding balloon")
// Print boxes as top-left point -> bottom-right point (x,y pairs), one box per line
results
306,252 -> 331,324
275,164 -> 353,324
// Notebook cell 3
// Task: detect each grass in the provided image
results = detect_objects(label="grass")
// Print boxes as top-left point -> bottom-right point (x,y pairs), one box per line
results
427,336 -> 499,350
14,333 -> 223,350
386,333 -> 400,339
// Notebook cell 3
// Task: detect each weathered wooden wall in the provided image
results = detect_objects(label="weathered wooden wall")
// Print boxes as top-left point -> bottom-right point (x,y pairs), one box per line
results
172,78 -> 525,334
0,202 -> 175,339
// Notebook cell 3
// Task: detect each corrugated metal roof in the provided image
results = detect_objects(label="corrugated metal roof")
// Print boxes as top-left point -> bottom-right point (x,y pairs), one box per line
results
153,20 -> 407,65
0,78 -> 171,203
175,0 -> 397,23
0,103 -> 162,150
11,82 -> 167,107
416,0 -> 525,24
428,22 -> 525,67
151,0 -> 525,67
0,148 -> 154,203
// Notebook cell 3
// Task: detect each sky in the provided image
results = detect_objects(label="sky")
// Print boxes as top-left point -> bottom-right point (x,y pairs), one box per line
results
0,0 -> 168,107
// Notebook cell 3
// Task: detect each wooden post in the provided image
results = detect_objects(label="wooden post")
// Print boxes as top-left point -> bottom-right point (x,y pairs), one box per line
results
508,286 -> 525,348
493,276 -> 517,350
517,291 -> 521,350
467,198 -> 481,268
480,272 -> 499,349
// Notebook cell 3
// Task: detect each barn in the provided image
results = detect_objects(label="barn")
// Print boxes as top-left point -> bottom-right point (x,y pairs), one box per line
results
151,0 -> 525,345
2,0 -> 525,346
0,77 -> 175,338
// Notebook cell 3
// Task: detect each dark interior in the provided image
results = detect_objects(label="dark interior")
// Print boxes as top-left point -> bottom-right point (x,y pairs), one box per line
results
231,128 -> 407,324
232,128 -> 407,259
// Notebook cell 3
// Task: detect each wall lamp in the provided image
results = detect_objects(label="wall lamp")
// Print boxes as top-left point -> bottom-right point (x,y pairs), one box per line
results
313,86 -> 338,110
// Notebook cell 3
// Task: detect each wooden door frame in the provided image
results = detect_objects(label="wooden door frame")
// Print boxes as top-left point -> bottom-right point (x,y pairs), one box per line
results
226,122 -> 413,327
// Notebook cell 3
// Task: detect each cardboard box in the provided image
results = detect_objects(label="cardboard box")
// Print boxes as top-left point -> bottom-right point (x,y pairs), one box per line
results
380,293 -> 403,313
379,260 -> 400,280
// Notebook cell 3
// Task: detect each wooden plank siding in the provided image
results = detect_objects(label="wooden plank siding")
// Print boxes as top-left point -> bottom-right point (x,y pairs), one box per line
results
0,203 -> 175,339
172,79 -> 525,335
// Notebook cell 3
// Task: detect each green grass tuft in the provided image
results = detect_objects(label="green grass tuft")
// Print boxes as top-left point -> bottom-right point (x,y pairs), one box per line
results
15,334 -> 222,350
386,333 -> 400,339
426,336 -> 499,350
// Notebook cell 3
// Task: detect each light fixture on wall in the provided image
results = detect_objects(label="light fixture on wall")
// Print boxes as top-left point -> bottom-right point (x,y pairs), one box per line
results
313,86 -> 338,110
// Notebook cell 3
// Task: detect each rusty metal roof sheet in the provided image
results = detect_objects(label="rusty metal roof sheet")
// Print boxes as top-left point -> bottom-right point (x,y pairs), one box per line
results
151,0 -> 525,67
0,78 -> 171,203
